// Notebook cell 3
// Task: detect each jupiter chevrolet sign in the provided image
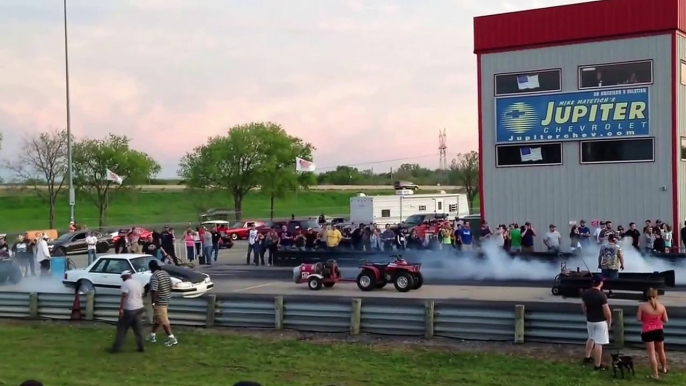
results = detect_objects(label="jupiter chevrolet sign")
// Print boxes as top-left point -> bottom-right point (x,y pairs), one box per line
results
495,87 -> 650,144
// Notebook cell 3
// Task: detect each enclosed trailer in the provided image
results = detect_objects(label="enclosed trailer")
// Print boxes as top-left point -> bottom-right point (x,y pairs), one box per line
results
349,191 -> 470,226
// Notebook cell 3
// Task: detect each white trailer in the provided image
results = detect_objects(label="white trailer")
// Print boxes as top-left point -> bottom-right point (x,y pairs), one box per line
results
349,191 -> 470,226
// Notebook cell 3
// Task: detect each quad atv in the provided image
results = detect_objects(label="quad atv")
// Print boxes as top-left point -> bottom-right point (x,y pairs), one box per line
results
356,254 -> 423,293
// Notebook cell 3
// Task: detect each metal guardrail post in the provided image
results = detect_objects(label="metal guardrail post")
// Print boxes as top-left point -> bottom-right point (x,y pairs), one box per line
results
205,295 -> 217,328
612,308 -> 625,349
29,292 -> 38,319
514,305 -> 525,344
425,300 -> 435,338
274,296 -> 284,330
350,298 -> 361,335
86,293 -> 95,321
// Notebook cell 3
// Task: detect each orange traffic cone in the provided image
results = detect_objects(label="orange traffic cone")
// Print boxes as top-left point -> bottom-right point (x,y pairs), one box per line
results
70,293 -> 82,321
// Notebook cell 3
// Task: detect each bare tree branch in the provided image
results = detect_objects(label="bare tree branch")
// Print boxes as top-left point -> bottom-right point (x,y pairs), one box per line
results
1,129 -> 69,228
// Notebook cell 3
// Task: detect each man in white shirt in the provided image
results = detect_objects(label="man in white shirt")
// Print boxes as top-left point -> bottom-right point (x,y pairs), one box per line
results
543,224 -> 562,252
246,225 -> 258,265
110,270 -> 145,353
86,232 -> 98,265
593,221 -> 605,244
35,234 -> 51,276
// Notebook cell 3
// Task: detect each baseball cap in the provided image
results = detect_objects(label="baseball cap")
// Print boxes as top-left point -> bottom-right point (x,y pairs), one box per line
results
120,270 -> 133,277
592,274 -> 605,285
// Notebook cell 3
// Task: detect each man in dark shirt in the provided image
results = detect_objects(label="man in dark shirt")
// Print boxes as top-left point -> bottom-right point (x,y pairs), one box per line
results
521,223 -> 536,252
578,220 -> 591,247
625,222 -> 641,250
304,228 -> 317,250
159,227 -> 178,265
211,226 -> 221,262
581,275 -> 612,370
351,224 -> 363,250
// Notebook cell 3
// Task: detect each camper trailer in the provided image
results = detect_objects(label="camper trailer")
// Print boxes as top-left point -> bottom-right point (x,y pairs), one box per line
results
349,190 -> 470,226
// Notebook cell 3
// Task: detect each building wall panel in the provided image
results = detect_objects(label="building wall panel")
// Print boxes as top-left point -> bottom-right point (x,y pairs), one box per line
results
677,34 -> 686,238
480,35 -> 673,250
474,0 -> 685,53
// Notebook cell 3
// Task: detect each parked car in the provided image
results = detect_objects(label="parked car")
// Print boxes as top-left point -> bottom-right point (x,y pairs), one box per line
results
398,214 -> 450,231
393,180 -> 419,190
223,220 -> 265,240
48,230 -> 111,256
256,221 -> 288,235
199,208 -> 238,222
62,254 -> 214,298
107,227 -> 152,246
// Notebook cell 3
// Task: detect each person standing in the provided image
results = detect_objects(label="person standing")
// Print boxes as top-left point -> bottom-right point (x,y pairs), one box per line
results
638,288 -> 669,379
202,227 -> 213,265
86,231 -> 98,265
457,222 -> 474,251
210,226 -> 221,262
509,224 -> 521,253
35,234 -> 51,277
543,224 -> 561,252
110,270 -> 145,353
127,227 -> 142,254
581,274 -> 611,371
246,225 -> 258,265
578,220 -> 591,248
325,225 -> 342,250
147,260 -> 177,347
598,234 -> 624,279
521,223 -> 536,253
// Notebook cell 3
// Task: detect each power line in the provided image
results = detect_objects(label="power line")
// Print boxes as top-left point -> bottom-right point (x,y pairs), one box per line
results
317,154 -> 437,171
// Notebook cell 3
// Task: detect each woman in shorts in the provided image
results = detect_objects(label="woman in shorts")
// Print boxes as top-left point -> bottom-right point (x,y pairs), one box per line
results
638,288 -> 669,379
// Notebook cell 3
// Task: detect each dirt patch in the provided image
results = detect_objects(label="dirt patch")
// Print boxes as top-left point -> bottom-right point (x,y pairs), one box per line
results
4,319 -> 685,368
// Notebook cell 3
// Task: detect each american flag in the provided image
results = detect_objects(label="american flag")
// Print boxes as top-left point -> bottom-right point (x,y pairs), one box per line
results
520,147 -> 543,162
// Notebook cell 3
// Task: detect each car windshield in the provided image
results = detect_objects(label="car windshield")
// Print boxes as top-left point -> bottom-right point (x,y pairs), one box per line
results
405,215 -> 424,225
55,232 -> 79,242
230,222 -> 243,228
129,256 -> 158,273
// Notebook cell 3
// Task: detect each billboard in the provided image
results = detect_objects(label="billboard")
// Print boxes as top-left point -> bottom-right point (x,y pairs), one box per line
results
495,87 -> 649,144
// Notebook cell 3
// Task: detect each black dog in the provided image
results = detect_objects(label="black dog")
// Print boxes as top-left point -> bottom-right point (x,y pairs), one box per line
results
611,353 -> 635,379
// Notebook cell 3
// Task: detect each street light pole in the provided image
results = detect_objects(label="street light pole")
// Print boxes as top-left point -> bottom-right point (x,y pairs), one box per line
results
64,0 -> 75,222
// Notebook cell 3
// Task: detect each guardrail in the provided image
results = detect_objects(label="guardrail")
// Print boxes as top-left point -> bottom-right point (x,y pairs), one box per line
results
1,292 -> 686,349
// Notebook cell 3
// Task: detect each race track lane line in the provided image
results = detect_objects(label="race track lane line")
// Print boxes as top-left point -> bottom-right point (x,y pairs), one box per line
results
232,283 -> 277,292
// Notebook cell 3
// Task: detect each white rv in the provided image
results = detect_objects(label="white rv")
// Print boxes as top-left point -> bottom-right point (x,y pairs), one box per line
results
349,190 -> 470,226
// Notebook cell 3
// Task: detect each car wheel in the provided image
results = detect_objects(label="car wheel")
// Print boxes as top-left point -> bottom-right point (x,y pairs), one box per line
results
308,276 -> 323,290
231,234 -> 238,240
76,280 -> 95,295
96,243 -> 109,253
551,286 -> 560,296
412,272 -> 423,290
394,272 -> 414,293
356,271 -> 376,291
8,264 -> 22,285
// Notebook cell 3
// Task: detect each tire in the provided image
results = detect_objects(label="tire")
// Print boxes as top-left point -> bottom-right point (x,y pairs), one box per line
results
394,272 -> 414,293
357,271 -> 376,291
551,286 -> 560,296
308,276 -> 323,290
96,243 -> 109,253
412,272 -> 424,290
76,280 -> 95,295
231,234 -> 238,240
323,282 -> 335,288
8,265 -> 22,285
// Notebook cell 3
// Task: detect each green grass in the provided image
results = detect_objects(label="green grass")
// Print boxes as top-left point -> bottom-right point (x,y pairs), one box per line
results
0,322 -> 680,386
0,189 -> 475,233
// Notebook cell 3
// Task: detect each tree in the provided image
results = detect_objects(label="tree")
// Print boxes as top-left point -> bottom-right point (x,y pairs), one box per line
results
449,151 -> 479,209
259,130 -> 315,219
178,122 -> 314,220
72,134 -> 161,227
1,129 -> 69,228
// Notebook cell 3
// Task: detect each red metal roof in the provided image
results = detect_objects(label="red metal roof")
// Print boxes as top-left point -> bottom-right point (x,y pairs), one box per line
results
474,0 -> 686,53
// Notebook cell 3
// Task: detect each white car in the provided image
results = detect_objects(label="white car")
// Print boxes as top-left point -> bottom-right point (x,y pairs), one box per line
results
62,254 -> 214,298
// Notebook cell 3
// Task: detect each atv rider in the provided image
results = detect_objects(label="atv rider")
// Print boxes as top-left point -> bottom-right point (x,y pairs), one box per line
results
598,233 -> 624,296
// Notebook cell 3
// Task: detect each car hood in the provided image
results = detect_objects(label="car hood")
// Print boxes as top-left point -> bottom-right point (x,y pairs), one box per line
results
160,265 -> 207,283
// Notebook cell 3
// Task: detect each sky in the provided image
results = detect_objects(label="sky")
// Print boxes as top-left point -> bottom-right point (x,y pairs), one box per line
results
0,0 -> 589,178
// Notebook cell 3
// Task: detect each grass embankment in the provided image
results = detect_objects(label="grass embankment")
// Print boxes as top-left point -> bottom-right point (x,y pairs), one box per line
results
0,189 -> 472,232
0,323 -> 678,386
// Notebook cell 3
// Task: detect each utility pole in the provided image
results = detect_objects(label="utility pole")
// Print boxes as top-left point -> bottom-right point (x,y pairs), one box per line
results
64,0 -> 75,222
